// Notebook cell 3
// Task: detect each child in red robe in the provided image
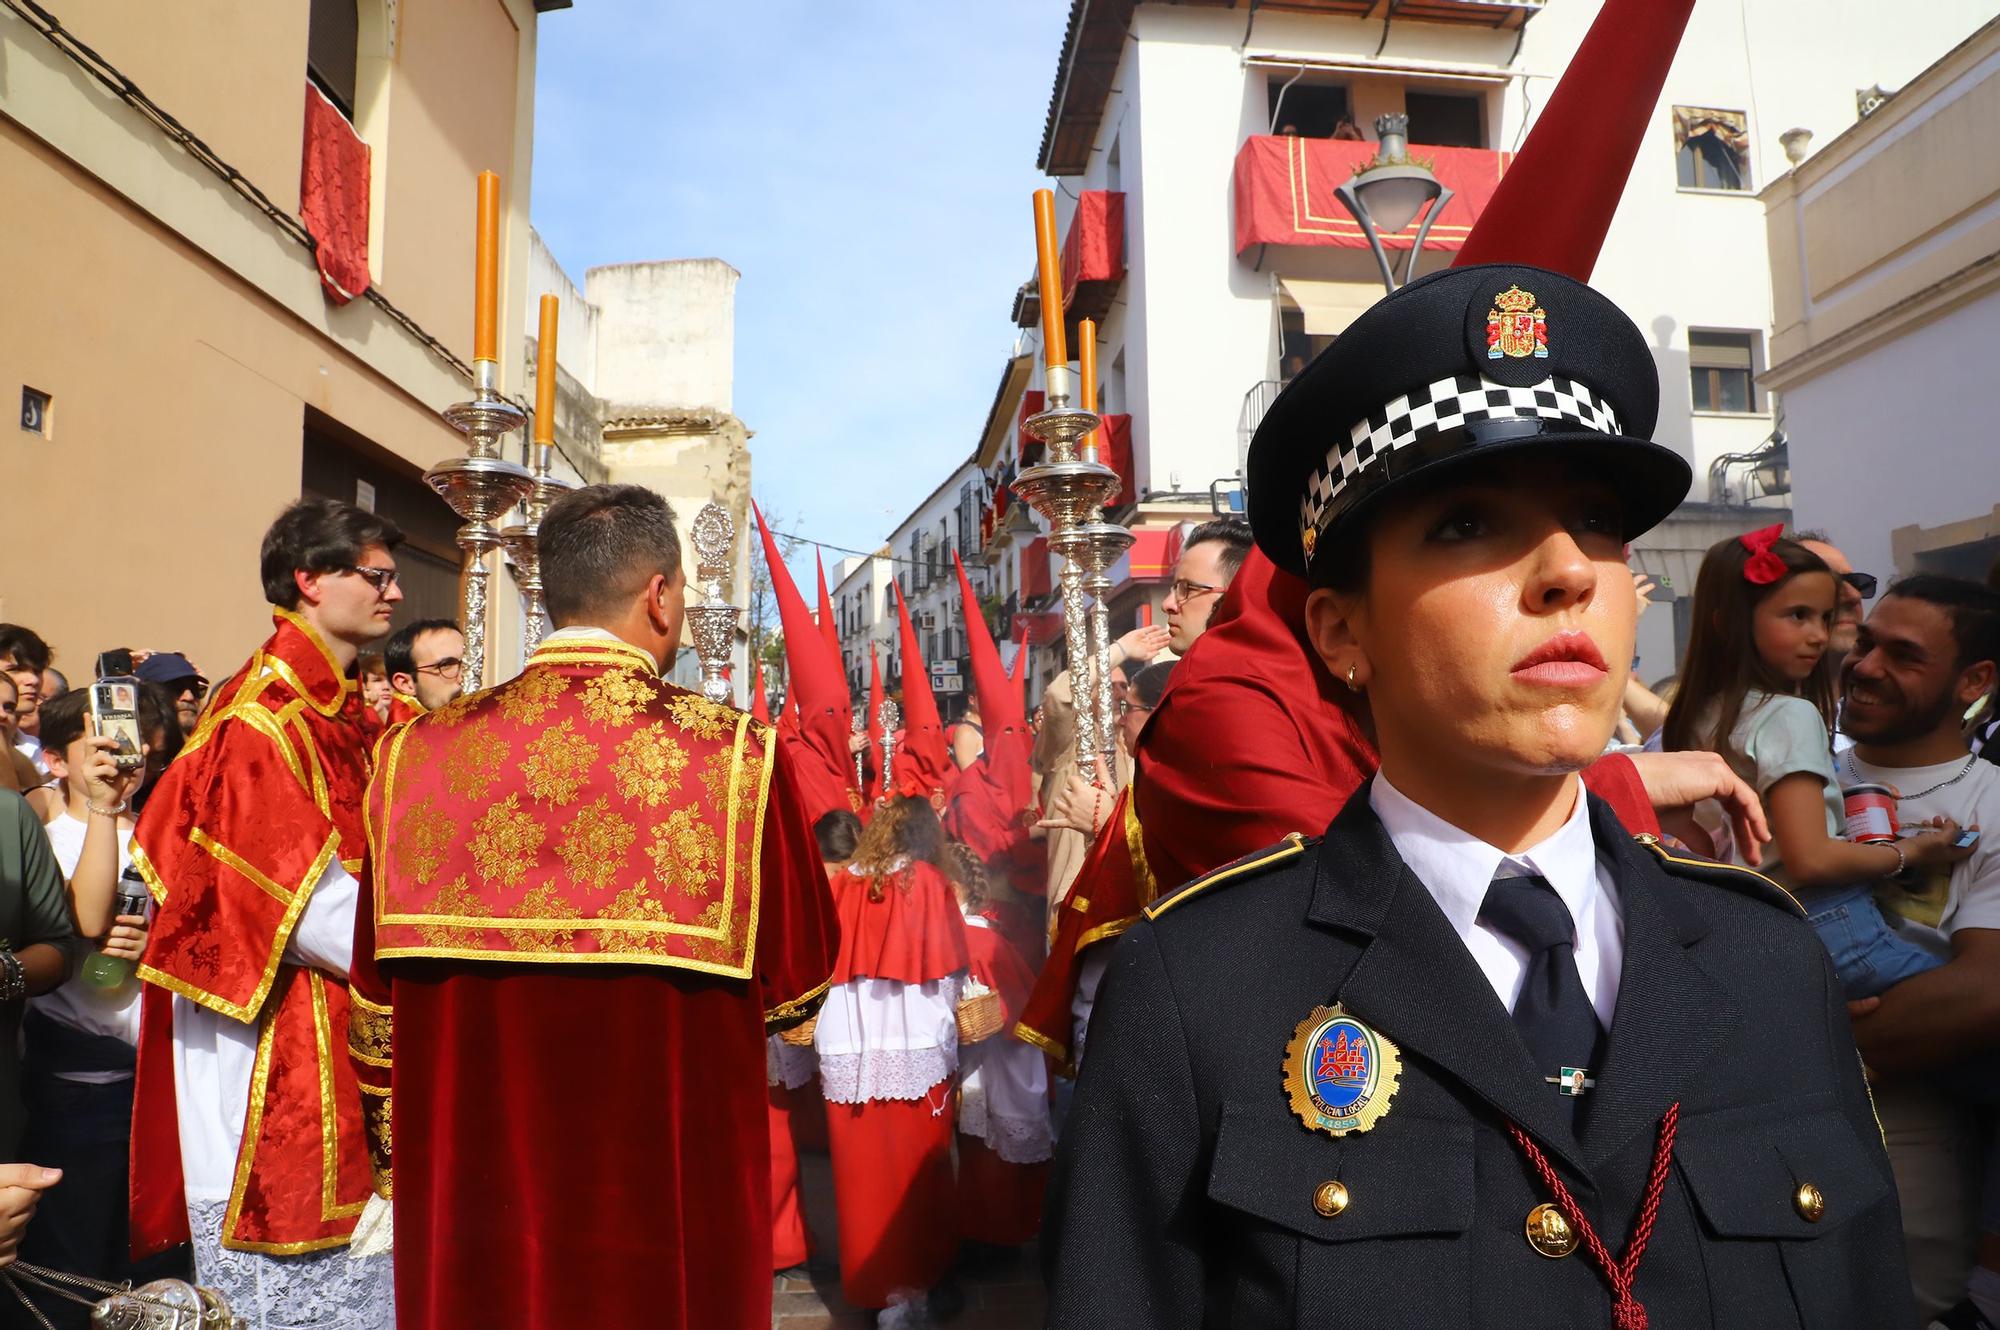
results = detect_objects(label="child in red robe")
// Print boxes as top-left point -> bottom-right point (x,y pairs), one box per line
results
816,797 -> 971,1318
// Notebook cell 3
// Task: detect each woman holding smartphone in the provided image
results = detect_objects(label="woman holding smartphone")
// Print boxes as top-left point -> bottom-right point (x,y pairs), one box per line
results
1043,265 -> 1911,1329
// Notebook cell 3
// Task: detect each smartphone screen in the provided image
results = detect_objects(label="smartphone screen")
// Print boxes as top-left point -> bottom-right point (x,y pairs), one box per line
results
89,681 -> 145,772
1955,829 -> 1982,850
95,649 -> 135,679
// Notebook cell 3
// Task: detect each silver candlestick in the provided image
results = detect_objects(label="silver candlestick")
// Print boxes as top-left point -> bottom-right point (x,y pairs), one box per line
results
682,501 -> 741,706
1079,521 -> 1134,760
501,439 -> 572,653
1011,362 -> 1123,772
852,709 -> 868,791
430,360 -> 534,693
877,697 -> 900,800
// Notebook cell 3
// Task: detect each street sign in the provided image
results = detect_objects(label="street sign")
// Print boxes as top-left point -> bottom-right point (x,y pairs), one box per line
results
931,673 -> 964,694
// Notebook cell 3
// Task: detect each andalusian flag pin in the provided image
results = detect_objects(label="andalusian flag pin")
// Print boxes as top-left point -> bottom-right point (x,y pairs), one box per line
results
1283,1004 -> 1402,1139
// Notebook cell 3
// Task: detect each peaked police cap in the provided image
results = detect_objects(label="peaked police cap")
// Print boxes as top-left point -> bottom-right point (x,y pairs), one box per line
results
1246,264 -> 1691,578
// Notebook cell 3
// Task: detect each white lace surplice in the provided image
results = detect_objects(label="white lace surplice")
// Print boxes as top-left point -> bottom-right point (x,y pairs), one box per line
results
813,973 -> 964,1104
188,1200 -> 393,1330
958,918 -> 1053,1164
171,861 -> 394,1328
958,1035 -> 1053,1164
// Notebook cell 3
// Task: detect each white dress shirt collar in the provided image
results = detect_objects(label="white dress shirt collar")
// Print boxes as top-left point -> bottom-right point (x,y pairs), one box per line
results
1370,772 -> 1596,929
1368,771 -> 1623,1027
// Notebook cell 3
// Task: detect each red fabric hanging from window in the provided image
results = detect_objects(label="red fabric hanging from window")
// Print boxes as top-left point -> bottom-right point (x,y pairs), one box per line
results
1020,537 -> 1053,601
301,83 -> 372,304
1017,391 -> 1045,467
1096,414 -> 1135,507
1061,191 -> 1126,303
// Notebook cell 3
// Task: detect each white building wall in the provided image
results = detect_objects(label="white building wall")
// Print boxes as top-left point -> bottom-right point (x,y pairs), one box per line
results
586,258 -> 738,415
1093,0 -> 1995,500
1784,292 -> 2000,585
527,227 -> 600,394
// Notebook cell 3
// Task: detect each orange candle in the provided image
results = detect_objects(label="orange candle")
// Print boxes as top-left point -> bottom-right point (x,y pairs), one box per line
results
1032,189 -> 1067,369
534,295 -> 558,445
1078,317 -> 1100,458
473,171 -> 501,363
1078,318 -> 1098,412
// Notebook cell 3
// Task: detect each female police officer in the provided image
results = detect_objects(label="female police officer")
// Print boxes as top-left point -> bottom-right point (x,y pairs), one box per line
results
1042,265 -> 1910,1329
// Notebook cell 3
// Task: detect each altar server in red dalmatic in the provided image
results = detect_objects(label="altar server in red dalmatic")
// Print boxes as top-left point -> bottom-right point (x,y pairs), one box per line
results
129,499 -> 402,1328
349,484 -> 838,1330
816,791 -> 971,1317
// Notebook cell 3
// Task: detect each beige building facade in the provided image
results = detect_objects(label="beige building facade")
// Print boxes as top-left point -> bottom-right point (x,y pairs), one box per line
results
1762,16 -> 2000,589
0,0 -> 555,682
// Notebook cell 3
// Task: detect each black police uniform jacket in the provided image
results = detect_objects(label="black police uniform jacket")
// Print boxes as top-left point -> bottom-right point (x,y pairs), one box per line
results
1043,793 -> 1911,1329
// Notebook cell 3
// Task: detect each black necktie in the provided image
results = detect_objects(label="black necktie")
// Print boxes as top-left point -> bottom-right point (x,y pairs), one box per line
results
1478,873 -> 1607,1123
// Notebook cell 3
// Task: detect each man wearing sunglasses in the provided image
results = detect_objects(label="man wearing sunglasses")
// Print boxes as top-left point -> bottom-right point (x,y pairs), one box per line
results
127,498 -> 404,1328
134,654 -> 210,736
382,618 -> 465,723
1799,532 -> 1878,662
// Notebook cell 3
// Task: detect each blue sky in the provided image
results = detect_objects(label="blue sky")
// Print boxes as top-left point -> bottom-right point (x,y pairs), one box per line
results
531,2 -> 1071,577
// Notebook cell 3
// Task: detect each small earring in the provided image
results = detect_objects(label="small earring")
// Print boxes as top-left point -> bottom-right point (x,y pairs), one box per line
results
1345,664 -> 1360,691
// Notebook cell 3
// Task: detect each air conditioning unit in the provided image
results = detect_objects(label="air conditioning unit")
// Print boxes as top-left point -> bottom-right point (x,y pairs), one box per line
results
916,612 -> 938,631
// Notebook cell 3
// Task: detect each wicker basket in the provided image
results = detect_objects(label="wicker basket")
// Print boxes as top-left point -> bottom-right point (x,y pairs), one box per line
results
777,1014 -> 817,1048
955,990 -> 1005,1044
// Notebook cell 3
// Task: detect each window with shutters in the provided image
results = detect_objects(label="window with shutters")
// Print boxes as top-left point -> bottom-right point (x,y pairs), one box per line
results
1689,330 -> 1761,414
1674,107 -> 1751,192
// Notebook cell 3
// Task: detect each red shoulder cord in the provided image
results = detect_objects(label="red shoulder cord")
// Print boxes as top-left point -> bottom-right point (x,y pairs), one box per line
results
1505,1101 -> 1681,1330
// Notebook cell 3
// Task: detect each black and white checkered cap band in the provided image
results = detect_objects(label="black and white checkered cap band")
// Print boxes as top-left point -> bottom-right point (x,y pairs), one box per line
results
1299,373 -> 1623,557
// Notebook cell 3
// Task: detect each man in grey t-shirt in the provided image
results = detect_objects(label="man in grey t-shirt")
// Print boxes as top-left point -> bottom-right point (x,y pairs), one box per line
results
1839,576 -> 2000,1326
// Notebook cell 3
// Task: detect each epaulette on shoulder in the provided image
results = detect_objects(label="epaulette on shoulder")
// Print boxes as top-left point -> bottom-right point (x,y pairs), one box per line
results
1144,833 -> 1311,922
1632,833 -> 1805,918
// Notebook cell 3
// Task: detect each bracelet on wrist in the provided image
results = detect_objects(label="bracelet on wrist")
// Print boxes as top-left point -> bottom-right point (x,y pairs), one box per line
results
86,800 -> 129,818
1882,840 -> 1907,878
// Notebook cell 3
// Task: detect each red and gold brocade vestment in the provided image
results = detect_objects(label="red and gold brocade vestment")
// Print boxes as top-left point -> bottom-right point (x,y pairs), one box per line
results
129,609 -> 376,1255
349,632 -> 839,1330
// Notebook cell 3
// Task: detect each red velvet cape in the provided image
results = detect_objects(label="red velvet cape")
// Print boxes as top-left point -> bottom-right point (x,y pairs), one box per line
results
348,740 -> 837,1330
827,860 -> 970,987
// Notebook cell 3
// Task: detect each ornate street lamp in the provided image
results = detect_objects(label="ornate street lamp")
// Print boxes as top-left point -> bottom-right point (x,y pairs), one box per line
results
1334,113 -> 1455,294
1751,433 -> 1791,497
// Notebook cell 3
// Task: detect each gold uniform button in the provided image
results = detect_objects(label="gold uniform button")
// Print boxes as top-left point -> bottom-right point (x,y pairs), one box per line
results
1312,1181 -> 1349,1218
1794,1182 -> 1826,1223
1525,1203 -> 1579,1258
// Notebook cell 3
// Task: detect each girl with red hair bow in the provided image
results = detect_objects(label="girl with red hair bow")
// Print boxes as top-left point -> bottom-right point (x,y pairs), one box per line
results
1661,527 -> 1970,949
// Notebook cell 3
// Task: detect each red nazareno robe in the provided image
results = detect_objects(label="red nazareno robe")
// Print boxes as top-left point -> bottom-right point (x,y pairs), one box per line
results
349,633 -> 839,1330
129,608 -> 376,1255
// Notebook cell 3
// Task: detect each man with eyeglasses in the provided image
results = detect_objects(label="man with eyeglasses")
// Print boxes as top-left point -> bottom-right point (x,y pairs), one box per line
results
381,618 -> 464,724
1161,518 -> 1254,656
128,498 -> 403,1329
